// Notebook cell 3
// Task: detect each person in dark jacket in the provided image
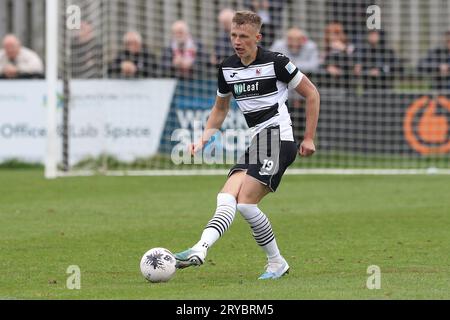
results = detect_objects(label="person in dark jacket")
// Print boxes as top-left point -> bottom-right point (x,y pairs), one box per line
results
353,30 -> 401,90
244,0 -> 285,48
321,22 -> 355,89
108,31 -> 157,78
418,30 -> 450,90
210,8 -> 236,67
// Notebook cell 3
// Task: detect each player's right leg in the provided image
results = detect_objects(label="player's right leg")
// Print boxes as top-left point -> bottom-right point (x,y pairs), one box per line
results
174,171 -> 246,269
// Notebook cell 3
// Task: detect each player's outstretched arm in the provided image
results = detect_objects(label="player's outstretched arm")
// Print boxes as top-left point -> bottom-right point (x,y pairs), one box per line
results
294,76 -> 320,157
189,95 -> 232,155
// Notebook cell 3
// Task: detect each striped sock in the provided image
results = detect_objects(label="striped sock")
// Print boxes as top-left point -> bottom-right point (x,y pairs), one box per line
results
192,193 -> 236,251
237,203 -> 281,261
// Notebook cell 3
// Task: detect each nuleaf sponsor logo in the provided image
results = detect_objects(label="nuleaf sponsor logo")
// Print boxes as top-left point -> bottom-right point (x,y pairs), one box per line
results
234,82 -> 259,96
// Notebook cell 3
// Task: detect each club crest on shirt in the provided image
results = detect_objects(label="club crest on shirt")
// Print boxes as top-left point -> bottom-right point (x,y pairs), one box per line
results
256,68 -> 262,75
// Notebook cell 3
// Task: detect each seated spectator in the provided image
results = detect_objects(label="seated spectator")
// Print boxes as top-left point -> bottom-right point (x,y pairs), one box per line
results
71,21 -> 102,79
270,27 -> 320,74
244,0 -> 285,48
271,28 -> 319,144
418,29 -> 450,90
353,30 -> 400,90
210,8 -> 235,67
0,34 -> 44,79
161,20 -> 207,79
108,31 -> 157,78
321,22 -> 355,89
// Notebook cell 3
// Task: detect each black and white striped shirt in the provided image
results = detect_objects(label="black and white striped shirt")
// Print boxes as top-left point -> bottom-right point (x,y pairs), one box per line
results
217,47 -> 303,141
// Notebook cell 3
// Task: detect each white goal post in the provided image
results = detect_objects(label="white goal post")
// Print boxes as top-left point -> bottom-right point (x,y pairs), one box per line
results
45,0 -> 59,179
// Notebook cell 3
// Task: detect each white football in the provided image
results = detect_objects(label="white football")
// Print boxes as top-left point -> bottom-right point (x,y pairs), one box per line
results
140,247 -> 176,283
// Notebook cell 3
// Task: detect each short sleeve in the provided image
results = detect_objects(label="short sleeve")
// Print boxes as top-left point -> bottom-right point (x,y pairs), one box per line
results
217,64 -> 231,97
274,53 -> 304,88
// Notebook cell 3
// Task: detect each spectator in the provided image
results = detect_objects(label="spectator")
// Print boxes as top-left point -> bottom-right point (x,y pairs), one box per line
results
353,30 -> 400,90
418,29 -> 450,90
71,21 -> 102,78
210,8 -> 235,67
321,22 -> 355,88
108,31 -> 157,78
161,20 -> 207,79
0,34 -> 44,79
326,0 -> 374,47
270,27 -> 320,74
244,0 -> 285,48
271,28 -> 320,145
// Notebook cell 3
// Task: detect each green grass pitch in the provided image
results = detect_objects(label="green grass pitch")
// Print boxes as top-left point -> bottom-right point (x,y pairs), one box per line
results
0,170 -> 449,299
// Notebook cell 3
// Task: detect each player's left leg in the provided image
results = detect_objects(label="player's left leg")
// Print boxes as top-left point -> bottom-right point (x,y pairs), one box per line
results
236,176 -> 290,280
236,130 -> 298,279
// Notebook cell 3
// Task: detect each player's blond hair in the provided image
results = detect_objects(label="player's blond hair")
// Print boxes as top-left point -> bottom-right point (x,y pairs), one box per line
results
232,11 -> 262,32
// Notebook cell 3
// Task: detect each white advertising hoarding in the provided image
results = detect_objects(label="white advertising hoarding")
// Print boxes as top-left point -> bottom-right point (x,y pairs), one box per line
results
0,79 -> 176,164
